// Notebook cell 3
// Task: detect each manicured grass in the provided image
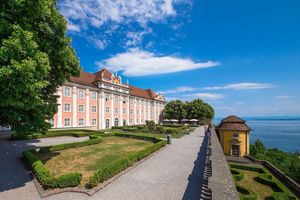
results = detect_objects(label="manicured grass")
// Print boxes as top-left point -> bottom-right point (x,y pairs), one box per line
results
36,136 -> 152,186
237,169 -> 273,200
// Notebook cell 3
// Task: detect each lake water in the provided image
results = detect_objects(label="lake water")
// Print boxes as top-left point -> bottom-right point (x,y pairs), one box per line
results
214,118 -> 300,153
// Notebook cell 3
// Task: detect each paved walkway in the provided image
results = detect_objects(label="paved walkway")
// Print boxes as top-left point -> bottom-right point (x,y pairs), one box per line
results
0,133 -> 88,200
0,127 -> 207,200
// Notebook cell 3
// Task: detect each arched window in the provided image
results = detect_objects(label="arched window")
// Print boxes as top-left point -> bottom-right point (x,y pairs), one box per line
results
114,118 -> 119,127
105,119 -> 110,129
123,119 -> 126,126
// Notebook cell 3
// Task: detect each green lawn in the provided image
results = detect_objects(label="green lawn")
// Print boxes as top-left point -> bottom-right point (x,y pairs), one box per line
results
36,136 -> 153,186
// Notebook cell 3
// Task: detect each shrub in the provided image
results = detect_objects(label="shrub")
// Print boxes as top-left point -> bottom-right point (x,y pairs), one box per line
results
164,127 -> 179,134
145,120 -> 155,130
87,139 -> 167,188
11,129 -> 99,140
229,163 -> 264,173
236,185 -> 257,200
114,132 -> 160,143
122,127 -> 139,132
111,126 -> 123,129
39,135 -> 102,153
156,126 -> 166,134
272,192 -> 296,200
23,150 -> 82,188
230,168 -> 244,181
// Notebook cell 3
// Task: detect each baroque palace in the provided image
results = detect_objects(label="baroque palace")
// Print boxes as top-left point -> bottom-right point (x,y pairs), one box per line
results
51,68 -> 166,130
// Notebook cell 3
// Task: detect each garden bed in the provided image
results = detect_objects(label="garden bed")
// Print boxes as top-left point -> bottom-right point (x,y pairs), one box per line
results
23,133 -> 167,191
229,163 -> 296,200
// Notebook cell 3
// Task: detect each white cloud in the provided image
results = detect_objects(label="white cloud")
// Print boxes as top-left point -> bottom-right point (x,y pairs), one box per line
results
87,36 -> 108,50
159,86 -> 197,94
67,23 -> 81,32
276,95 -> 293,99
96,48 -> 220,76
125,28 -> 153,47
183,93 -> 224,100
203,83 -> 275,90
58,0 -> 188,49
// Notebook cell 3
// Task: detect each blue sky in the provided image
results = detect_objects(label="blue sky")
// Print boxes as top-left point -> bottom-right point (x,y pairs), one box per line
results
58,0 -> 300,117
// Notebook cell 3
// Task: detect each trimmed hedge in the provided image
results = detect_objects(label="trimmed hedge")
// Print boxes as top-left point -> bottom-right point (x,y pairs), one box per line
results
23,150 -> 82,188
114,132 -> 161,143
11,129 -> 100,140
39,134 -> 102,153
229,163 -> 264,173
230,168 -> 245,181
87,134 -> 166,188
236,184 -> 257,200
229,164 -> 296,200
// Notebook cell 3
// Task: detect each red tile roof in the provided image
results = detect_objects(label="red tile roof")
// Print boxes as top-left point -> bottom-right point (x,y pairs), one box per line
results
69,68 -> 158,100
70,70 -> 97,87
217,115 -> 251,131
129,85 -> 155,99
221,115 -> 246,123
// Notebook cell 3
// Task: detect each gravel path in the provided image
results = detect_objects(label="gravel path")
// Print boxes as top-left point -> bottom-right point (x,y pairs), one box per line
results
0,127 -> 206,200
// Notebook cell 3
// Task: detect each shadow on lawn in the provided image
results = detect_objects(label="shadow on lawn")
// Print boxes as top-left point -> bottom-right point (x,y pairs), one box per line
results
182,134 -> 212,200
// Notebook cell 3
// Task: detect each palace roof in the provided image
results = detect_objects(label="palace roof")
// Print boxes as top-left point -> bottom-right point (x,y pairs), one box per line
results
217,115 -> 251,131
69,68 -> 159,100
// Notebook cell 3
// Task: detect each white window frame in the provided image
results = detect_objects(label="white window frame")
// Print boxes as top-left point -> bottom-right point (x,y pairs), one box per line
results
78,104 -> 84,112
92,118 -> 97,126
115,108 -> 118,114
92,92 -> 97,100
106,107 -> 110,113
64,103 -> 71,112
123,108 -> 126,114
92,105 -> 97,113
115,95 -> 119,103
78,89 -> 84,99
64,86 -> 71,97
105,94 -> 110,102
78,118 -> 84,126
64,118 -> 71,127
130,109 -> 133,114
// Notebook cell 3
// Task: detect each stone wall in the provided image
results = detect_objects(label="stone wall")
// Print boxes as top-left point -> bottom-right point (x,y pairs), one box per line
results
208,128 -> 239,200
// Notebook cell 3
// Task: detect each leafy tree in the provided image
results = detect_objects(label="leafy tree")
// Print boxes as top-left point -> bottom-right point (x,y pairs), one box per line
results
251,140 -> 300,184
186,99 -> 215,120
164,99 -> 214,121
253,139 -> 266,154
0,0 -> 80,134
164,100 -> 187,120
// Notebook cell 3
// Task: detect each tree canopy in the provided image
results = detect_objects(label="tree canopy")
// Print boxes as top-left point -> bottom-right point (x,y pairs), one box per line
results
0,0 -> 80,134
250,140 -> 300,184
163,99 -> 214,121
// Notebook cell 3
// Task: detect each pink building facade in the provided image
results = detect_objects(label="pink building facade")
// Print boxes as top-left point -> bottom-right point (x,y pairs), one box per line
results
51,68 -> 166,129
